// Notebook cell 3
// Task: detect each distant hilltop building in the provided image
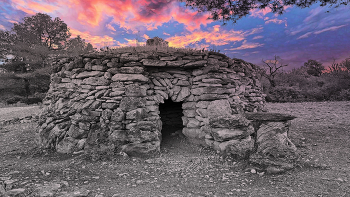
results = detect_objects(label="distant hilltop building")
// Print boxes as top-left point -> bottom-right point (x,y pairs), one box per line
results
146,36 -> 169,47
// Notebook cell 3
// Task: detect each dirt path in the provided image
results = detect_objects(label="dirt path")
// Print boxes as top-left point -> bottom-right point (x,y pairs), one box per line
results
1,102 -> 350,196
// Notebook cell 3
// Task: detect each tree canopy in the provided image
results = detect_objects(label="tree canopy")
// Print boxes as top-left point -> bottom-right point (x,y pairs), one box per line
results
0,13 -> 94,74
12,13 -> 71,50
66,35 -> 94,56
304,59 -> 325,76
182,0 -> 349,24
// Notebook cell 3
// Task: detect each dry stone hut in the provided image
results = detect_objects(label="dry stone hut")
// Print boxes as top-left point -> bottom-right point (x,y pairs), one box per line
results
37,48 -> 296,168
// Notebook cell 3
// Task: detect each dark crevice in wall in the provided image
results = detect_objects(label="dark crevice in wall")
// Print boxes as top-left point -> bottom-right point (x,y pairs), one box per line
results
159,99 -> 183,141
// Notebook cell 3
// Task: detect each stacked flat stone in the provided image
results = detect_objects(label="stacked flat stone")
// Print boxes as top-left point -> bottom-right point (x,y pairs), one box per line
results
37,50 -> 266,157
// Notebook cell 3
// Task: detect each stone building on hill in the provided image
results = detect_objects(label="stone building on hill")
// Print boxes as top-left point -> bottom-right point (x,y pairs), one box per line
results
37,49 -> 268,158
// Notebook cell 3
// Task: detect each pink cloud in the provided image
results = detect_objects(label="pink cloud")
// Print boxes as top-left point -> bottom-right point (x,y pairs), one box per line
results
106,24 -> 116,32
253,35 -> 263,40
166,25 -> 245,48
265,18 -> 287,27
10,0 -> 58,15
228,40 -> 264,50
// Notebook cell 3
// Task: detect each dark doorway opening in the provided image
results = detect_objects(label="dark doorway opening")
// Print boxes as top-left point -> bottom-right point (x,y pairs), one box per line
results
159,99 -> 183,140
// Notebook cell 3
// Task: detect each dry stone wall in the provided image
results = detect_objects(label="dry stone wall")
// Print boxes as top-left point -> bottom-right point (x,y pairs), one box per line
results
37,50 -> 266,157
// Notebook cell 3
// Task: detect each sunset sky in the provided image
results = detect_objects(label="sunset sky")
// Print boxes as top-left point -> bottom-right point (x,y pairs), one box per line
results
0,0 -> 349,70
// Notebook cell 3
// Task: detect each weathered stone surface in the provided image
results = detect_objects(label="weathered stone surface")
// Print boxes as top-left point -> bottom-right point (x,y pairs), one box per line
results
166,60 -> 191,67
119,97 -> 146,111
207,99 -> 232,118
120,55 -> 140,63
121,141 -> 160,157
196,108 -> 208,117
141,59 -> 166,67
182,102 -> 196,109
101,102 -> 118,109
244,112 -> 297,121
109,130 -> 127,143
76,71 -> 104,79
126,108 -> 146,120
211,128 -> 247,142
196,101 -> 209,108
215,136 -> 253,158
112,74 -> 149,82
183,56 -> 203,60
91,65 -> 106,71
125,84 -> 147,97
183,60 -> 207,67
254,121 -> 297,158
67,124 -> 87,138
160,56 -> 177,61
187,118 -> 201,128
56,137 -> 78,153
209,114 -> 251,128
175,87 -> 190,102
82,76 -> 110,86
119,66 -> 144,74
183,109 -> 196,117
107,67 -> 119,74
195,94 -> 229,101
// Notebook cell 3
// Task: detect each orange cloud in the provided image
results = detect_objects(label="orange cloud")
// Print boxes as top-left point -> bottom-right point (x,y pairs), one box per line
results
166,25 -> 245,48
143,34 -> 150,40
0,24 -> 6,30
69,28 -> 116,48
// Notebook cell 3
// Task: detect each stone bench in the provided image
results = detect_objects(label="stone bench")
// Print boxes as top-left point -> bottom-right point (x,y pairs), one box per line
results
244,112 -> 298,173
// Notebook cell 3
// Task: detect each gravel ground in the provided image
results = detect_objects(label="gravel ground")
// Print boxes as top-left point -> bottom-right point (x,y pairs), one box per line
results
0,105 -> 41,121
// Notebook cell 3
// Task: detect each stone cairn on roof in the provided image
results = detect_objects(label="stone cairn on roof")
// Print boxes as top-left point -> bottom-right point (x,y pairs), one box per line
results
36,49 -> 298,173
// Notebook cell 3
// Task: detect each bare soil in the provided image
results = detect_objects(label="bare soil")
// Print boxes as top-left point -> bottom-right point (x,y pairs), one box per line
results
1,102 -> 350,196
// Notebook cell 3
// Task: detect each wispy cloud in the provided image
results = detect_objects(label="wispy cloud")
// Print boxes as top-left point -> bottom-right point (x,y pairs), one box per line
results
314,25 -> 347,34
297,25 -> 347,39
252,35 -> 263,40
289,6 -> 350,38
0,24 -> 6,30
297,32 -> 313,39
265,18 -> 287,27
227,40 -> 264,51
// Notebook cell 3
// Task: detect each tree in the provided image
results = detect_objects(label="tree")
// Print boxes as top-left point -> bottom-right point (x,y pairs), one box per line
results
261,55 -> 288,87
66,35 -> 94,56
12,13 -> 71,50
182,0 -> 349,24
304,59 -> 324,76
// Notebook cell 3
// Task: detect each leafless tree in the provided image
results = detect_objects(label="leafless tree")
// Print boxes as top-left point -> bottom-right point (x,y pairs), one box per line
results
261,55 -> 288,87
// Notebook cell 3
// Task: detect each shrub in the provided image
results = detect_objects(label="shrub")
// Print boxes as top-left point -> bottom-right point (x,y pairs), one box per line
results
266,86 -> 304,102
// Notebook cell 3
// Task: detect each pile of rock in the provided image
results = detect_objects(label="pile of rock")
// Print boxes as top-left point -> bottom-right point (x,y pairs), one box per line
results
37,49 -> 266,158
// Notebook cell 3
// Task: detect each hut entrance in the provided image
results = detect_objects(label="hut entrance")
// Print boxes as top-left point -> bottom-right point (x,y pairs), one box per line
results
159,99 -> 184,142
